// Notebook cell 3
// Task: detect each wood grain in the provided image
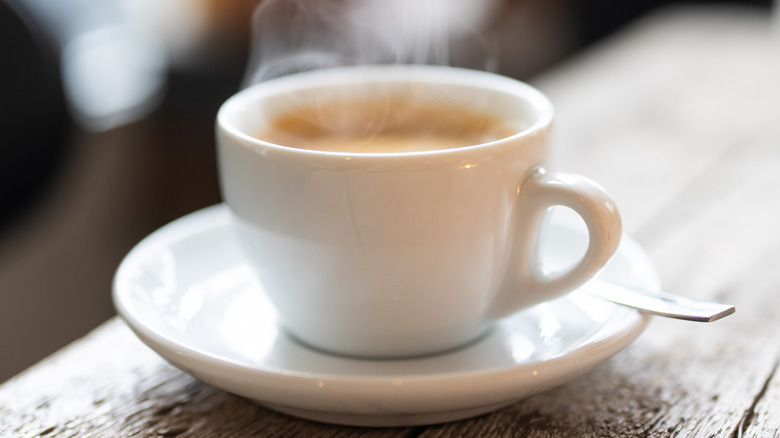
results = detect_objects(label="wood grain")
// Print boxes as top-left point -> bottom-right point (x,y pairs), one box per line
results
0,319 -> 414,438
1,5 -> 779,437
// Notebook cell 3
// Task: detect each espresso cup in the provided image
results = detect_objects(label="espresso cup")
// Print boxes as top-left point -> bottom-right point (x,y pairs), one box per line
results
217,65 -> 621,358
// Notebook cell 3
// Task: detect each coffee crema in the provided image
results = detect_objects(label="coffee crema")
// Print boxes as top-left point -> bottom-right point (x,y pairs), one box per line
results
254,97 -> 517,153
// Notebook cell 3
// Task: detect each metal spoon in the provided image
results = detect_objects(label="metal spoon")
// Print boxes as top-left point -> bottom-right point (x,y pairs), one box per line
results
582,281 -> 735,322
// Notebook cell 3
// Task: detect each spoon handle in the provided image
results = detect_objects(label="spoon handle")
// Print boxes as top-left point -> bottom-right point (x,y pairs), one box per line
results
582,282 -> 735,322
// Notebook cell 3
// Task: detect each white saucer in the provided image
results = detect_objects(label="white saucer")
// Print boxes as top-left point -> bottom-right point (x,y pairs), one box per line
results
113,204 -> 658,427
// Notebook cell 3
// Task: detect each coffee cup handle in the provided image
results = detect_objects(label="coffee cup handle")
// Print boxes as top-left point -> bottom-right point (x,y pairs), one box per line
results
490,168 -> 622,318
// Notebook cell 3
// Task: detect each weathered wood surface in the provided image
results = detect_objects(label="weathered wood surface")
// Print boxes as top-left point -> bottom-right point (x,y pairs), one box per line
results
2,6 -> 779,437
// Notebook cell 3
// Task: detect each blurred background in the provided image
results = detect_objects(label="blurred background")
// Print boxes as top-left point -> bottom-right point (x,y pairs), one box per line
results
0,0 -> 772,383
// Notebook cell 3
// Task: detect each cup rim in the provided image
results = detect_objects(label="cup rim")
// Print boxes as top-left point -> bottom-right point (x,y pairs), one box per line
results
217,65 -> 554,158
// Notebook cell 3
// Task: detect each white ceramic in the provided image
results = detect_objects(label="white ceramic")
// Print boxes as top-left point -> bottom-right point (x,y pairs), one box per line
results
217,65 -> 623,357
113,204 -> 657,427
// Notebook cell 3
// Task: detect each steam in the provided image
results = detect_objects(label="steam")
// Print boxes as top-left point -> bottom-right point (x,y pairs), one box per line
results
243,0 -> 500,86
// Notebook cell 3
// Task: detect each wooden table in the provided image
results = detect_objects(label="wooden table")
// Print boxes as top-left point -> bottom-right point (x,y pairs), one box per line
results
2,6 -> 778,437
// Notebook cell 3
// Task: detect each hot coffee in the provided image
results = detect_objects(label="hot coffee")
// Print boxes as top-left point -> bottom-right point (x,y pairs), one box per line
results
217,65 -> 621,359
255,97 -> 517,153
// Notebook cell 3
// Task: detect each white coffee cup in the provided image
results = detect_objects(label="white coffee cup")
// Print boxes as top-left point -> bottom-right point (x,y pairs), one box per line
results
217,65 -> 621,358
